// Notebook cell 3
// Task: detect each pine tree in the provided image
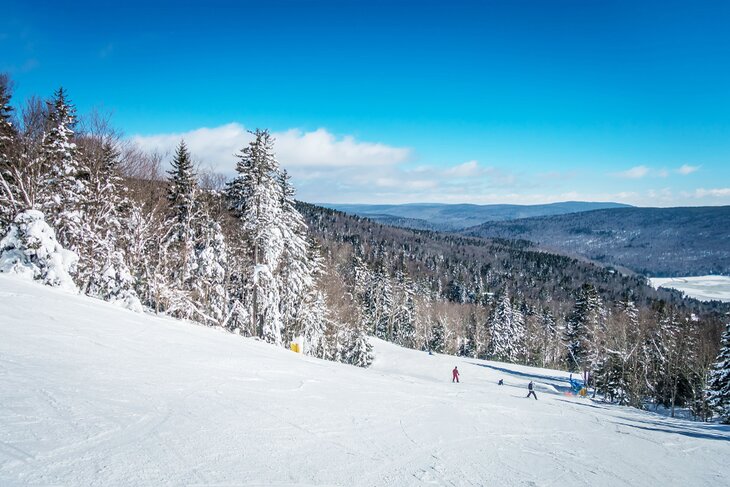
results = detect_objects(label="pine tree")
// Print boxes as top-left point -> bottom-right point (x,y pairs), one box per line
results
226,129 -> 285,344
707,322 -> 730,423
429,319 -> 446,353
40,88 -> 88,252
390,257 -> 417,347
0,75 -> 19,230
563,283 -> 604,373
487,291 -> 525,363
366,262 -> 393,339
166,140 -> 199,286
192,214 -> 228,325
594,299 -> 641,405
459,312 -> 479,358
0,210 -> 78,292
80,141 -> 139,309
277,169 -> 316,340
122,203 -> 161,312
347,325 -> 375,367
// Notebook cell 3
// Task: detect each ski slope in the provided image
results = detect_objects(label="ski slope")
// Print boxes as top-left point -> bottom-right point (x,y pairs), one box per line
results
1,275 -> 729,486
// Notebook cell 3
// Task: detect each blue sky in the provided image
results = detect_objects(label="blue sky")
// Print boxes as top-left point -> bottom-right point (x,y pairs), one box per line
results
3,0 -> 730,205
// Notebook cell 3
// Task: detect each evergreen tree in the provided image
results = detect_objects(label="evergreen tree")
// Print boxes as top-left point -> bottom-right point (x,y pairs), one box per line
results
0,75 -> 19,230
277,169 -> 316,340
0,210 -> 78,292
166,140 -> 199,286
458,312 -> 479,358
40,88 -> 88,252
594,299 -> 641,405
193,215 -> 228,325
487,291 -> 525,363
392,261 -> 417,347
80,141 -> 139,309
226,129 -> 285,344
708,322 -> 730,423
429,319 -> 446,353
563,283 -> 604,373
291,239 -> 330,356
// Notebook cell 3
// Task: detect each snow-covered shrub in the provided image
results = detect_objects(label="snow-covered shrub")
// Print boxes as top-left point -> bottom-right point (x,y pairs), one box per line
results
97,250 -> 143,312
0,210 -> 78,292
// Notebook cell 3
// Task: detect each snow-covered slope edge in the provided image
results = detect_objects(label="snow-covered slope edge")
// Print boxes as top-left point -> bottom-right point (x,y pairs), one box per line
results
1,275 -> 728,486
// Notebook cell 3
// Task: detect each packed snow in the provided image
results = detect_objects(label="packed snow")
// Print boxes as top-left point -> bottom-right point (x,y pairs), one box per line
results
650,275 -> 730,303
1,275 -> 729,486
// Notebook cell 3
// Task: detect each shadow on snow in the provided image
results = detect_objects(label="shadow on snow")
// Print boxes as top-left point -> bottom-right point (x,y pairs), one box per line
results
469,361 -> 578,394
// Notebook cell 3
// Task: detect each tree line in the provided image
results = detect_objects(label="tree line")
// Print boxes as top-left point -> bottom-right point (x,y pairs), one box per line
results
0,78 -> 373,367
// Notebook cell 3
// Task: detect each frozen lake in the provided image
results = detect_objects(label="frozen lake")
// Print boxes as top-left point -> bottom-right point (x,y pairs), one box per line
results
649,275 -> 730,302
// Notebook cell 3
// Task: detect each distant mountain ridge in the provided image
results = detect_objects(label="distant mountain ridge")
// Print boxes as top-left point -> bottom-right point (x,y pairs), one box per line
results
320,201 -> 632,231
462,206 -> 730,277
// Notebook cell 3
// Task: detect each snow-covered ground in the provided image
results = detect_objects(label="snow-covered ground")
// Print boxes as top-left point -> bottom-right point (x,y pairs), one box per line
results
1,275 -> 729,486
650,275 -> 730,302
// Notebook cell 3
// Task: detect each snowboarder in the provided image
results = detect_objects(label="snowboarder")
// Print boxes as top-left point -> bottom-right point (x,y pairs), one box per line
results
498,379 -> 504,385
452,366 -> 460,383
526,381 -> 537,400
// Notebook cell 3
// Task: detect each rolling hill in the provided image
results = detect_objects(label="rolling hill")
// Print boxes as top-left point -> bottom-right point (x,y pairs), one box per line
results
463,206 -> 730,277
321,201 -> 631,231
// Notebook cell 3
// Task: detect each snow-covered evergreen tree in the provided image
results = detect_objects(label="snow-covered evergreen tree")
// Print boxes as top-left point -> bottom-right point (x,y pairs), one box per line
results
0,210 -> 78,292
193,216 -> 228,326
166,140 -> 199,286
366,262 -> 393,339
336,319 -> 374,367
226,129 -> 285,344
0,76 -> 19,231
593,298 -> 640,405
563,283 -> 604,373
458,312 -> 480,358
708,322 -> 730,423
78,141 -> 139,310
300,289 -> 330,358
429,318 -> 447,353
487,291 -> 525,363
40,88 -> 88,252
392,262 -> 417,347
277,169 -> 316,340
295,240 -> 330,356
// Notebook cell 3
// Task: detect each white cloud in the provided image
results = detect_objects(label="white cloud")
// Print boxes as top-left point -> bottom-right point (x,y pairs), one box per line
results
694,188 -> 730,198
133,123 -> 723,206
131,123 -> 411,174
274,128 -> 410,168
613,165 -> 650,179
443,160 -> 481,177
131,123 -> 249,173
676,164 -> 700,175
130,123 -> 573,204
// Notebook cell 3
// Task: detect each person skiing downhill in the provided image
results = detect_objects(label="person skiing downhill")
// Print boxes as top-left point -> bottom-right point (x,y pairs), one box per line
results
526,380 -> 537,400
452,366 -> 460,383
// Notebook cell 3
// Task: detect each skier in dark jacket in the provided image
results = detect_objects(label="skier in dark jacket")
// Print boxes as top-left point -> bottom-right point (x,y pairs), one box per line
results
526,380 -> 537,400
452,366 -> 460,383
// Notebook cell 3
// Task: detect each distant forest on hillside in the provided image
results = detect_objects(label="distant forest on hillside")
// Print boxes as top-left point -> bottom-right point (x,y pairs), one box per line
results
462,206 -> 730,277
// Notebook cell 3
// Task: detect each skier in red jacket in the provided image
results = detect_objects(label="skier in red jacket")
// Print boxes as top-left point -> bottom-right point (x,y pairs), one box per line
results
452,366 -> 460,383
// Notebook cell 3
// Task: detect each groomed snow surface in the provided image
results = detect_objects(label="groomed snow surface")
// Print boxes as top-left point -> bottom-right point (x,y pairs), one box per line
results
1,275 -> 729,486
650,275 -> 730,303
